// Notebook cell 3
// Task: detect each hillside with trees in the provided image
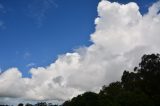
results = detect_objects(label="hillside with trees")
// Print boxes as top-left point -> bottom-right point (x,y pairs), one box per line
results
62,54 -> 160,106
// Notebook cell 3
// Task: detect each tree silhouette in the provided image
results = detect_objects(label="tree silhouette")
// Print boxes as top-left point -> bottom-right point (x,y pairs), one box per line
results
62,53 -> 160,106
25,103 -> 33,106
63,92 -> 99,106
35,102 -> 47,106
18,103 -> 23,106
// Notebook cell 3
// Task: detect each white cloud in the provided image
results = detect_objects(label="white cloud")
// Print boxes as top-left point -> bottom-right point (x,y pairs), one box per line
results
0,0 -> 160,104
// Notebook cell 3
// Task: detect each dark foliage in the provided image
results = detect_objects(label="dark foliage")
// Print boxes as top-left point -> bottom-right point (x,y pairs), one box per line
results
62,54 -> 160,106
18,103 -> 23,106
63,92 -> 99,106
35,102 -> 47,106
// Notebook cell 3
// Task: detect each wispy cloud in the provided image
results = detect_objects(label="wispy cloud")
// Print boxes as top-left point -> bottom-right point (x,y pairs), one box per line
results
0,21 -> 4,27
0,4 -> 4,29
26,63 -> 36,68
24,52 -> 31,59
0,3 -> 6,29
0,3 -> 5,13
27,0 -> 58,27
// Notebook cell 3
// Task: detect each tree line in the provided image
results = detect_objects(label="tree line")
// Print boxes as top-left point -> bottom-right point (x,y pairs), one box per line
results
62,54 -> 160,106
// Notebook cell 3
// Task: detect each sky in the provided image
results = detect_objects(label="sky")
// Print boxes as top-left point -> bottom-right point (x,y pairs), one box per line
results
0,0 -> 160,105
0,0 -> 99,77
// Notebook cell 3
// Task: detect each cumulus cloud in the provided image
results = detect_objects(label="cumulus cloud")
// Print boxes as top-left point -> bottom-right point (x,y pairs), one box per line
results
0,0 -> 160,104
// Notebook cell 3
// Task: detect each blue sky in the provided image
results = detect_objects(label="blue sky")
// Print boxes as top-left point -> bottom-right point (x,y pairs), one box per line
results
0,0 -> 157,77
110,0 -> 158,13
0,0 -> 99,77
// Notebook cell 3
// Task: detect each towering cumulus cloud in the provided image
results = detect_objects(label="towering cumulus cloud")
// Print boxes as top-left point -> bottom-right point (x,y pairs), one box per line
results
0,0 -> 160,103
